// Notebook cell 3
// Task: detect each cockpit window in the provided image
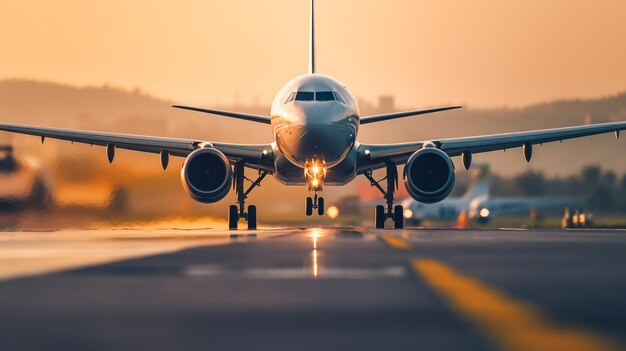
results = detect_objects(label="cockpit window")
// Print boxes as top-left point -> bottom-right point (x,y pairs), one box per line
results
284,92 -> 296,104
295,91 -> 314,101
316,91 -> 335,101
333,91 -> 346,104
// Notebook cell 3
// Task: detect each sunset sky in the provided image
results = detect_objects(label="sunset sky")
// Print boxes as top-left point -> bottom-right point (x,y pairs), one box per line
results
1,0 -> 625,108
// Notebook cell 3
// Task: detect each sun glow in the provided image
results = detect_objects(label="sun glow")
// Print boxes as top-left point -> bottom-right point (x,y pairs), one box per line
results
327,206 -> 339,219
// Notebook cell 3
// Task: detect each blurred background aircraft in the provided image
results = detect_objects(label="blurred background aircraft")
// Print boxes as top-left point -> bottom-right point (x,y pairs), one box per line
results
401,164 -> 584,226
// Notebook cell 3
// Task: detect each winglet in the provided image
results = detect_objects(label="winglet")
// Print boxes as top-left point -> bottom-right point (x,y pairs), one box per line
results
309,0 -> 316,74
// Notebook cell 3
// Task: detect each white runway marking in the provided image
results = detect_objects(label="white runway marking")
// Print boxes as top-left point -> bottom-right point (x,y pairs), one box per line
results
185,265 -> 406,280
0,227 -> 291,281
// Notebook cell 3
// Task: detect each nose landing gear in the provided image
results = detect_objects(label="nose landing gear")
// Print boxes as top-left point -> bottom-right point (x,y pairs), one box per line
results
306,191 -> 325,216
304,159 -> 326,217
364,162 -> 404,229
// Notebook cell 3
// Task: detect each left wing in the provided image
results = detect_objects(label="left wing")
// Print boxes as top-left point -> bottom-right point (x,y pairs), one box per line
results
0,123 -> 274,170
358,121 -> 626,172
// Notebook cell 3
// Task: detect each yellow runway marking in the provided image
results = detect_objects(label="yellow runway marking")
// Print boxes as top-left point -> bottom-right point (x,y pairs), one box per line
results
379,234 -> 411,250
412,259 -> 617,351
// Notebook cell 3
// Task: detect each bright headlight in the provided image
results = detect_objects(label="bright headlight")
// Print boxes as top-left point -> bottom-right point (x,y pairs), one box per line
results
479,208 -> 490,218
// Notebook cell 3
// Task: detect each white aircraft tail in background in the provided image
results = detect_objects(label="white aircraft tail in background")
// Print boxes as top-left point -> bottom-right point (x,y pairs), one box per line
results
402,164 -> 584,225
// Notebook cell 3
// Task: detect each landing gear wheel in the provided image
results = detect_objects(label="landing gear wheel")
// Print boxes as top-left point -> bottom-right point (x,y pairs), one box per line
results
229,205 -> 239,230
394,205 -> 404,229
318,197 -> 325,216
306,197 -> 313,216
247,205 -> 257,230
375,205 -> 385,229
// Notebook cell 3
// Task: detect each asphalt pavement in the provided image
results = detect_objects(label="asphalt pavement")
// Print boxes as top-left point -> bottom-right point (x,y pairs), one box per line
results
0,227 -> 624,351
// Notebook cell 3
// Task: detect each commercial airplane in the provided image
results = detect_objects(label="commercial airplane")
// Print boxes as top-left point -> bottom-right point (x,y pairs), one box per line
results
0,0 -> 625,230
402,164 -> 583,225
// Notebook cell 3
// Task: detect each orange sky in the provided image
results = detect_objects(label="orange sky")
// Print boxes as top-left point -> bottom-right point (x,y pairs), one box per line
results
1,0 -> 625,108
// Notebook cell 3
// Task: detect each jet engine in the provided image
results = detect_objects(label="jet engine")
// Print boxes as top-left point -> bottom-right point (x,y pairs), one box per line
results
181,148 -> 232,203
404,146 -> 455,204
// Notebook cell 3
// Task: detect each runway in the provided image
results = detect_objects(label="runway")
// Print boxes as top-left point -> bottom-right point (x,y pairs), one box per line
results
0,226 -> 624,351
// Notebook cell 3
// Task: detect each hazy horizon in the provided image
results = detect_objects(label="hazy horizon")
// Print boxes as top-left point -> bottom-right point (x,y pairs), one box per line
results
2,77 -> 624,112
1,0 -> 625,108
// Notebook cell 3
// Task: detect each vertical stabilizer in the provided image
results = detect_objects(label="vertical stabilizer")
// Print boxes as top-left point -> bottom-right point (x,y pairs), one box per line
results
309,0 -> 316,74
463,164 -> 491,200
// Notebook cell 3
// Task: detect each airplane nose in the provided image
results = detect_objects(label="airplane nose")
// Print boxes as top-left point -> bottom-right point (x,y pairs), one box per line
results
276,123 -> 355,167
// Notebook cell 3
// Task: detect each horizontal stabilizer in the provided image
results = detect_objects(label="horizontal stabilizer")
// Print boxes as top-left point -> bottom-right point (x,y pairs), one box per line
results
172,105 -> 271,124
360,106 -> 462,124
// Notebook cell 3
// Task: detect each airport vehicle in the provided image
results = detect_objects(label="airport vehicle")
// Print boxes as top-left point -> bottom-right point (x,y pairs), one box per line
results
402,164 -> 583,225
0,0 -> 625,230
0,146 -> 50,225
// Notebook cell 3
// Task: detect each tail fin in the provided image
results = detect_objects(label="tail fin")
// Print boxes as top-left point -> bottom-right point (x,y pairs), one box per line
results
463,164 -> 490,200
309,0 -> 316,74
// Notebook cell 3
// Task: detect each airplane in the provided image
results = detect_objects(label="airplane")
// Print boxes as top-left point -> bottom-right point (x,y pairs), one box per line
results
0,0 -> 625,230
402,164 -> 584,225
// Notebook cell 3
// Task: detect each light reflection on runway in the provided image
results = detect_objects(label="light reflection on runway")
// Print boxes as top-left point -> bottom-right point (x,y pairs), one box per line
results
0,228 -> 287,281
185,229 -> 406,280
311,228 -> 322,278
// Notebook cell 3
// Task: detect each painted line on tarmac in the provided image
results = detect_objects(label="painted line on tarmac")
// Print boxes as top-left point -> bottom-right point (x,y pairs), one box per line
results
185,265 -> 406,280
378,234 -> 411,250
412,259 -> 618,351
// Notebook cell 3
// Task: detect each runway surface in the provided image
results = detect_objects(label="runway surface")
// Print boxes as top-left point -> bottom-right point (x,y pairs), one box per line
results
0,226 -> 624,351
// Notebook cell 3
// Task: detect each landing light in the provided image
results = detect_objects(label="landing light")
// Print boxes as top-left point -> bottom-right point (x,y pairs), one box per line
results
480,208 -> 490,218
404,209 -> 413,219
304,159 -> 326,190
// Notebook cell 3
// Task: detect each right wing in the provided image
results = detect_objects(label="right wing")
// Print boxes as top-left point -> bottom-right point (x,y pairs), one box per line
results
0,123 -> 274,171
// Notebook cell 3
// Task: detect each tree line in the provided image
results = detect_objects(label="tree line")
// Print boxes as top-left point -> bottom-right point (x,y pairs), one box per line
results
491,166 -> 626,213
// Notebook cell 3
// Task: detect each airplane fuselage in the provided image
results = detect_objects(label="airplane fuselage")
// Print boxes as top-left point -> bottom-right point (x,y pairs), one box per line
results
270,74 -> 360,185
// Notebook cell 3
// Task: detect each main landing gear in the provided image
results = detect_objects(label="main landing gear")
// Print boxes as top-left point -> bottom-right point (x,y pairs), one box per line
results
363,162 -> 404,229
229,162 -> 268,230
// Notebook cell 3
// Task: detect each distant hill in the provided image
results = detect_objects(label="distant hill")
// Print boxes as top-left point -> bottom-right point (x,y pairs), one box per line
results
0,79 -> 272,143
1,79 -> 625,179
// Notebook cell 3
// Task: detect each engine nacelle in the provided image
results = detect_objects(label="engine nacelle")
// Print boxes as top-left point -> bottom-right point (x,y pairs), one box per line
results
181,148 -> 232,204
404,146 -> 455,204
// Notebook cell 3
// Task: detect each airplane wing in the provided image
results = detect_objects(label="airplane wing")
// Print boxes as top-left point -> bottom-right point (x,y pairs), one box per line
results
358,121 -> 626,172
172,105 -> 271,124
360,106 -> 462,124
0,123 -> 274,171
483,197 -> 585,216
